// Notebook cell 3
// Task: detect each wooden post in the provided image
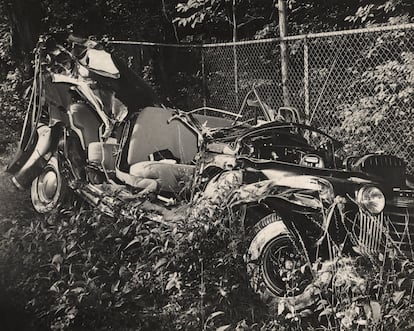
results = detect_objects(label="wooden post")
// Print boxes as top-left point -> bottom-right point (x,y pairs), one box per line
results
278,0 -> 290,106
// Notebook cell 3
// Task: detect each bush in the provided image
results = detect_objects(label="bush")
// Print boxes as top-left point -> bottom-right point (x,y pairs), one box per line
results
1,185 -> 414,330
0,196 -> 270,330
0,22 -> 26,152
338,50 -> 414,164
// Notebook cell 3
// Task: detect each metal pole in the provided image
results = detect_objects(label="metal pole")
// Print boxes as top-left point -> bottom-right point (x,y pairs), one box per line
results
304,38 -> 310,124
232,0 -> 239,111
201,49 -> 207,114
109,23 -> 414,47
278,0 -> 290,106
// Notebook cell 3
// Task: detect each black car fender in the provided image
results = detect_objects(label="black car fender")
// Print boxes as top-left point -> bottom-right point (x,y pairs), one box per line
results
7,123 -> 63,189
246,213 -> 290,262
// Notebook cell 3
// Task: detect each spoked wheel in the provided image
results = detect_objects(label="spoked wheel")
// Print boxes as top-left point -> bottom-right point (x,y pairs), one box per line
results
262,234 -> 312,296
246,213 -> 316,310
31,156 -> 68,213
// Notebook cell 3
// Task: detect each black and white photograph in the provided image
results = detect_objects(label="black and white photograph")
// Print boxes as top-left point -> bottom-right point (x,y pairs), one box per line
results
0,0 -> 414,330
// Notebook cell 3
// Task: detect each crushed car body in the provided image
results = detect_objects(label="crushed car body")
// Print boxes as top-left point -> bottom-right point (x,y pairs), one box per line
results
7,34 -> 414,308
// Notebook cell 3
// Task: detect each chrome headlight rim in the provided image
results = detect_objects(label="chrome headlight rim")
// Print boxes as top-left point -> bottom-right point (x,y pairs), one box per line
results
316,178 -> 335,203
356,185 -> 385,214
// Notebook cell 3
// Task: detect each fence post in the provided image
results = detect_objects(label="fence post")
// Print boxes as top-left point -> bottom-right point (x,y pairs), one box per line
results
232,0 -> 239,110
278,0 -> 290,107
201,49 -> 207,113
303,38 -> 309,124
140,45 -> 144,73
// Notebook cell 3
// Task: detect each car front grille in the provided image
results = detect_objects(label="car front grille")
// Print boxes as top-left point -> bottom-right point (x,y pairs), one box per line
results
355,208 -> 414,259
361,155 -> 405,168
355,210 -> 385,255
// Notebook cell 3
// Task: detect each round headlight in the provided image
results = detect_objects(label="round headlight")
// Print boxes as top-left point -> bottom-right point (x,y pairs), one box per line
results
357,186 -> 385,214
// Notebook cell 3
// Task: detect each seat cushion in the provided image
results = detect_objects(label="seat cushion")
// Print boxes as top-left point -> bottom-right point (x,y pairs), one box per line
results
127,107 -> 198,165
69,103 -> 101,148
129,161 -> 195,192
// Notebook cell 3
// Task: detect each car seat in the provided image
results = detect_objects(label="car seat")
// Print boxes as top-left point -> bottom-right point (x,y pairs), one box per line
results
126,107 -> 197,192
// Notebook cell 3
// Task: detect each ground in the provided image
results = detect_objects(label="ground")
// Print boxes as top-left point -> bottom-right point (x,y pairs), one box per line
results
0,168 -> 32,219
0,164 -> 42,331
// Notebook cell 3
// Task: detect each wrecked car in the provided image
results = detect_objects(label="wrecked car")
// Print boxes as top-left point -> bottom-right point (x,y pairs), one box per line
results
7,34 -> 414,307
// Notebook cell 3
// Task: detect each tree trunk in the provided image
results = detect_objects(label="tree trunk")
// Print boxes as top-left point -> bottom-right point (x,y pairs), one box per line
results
6,0 -> 43,73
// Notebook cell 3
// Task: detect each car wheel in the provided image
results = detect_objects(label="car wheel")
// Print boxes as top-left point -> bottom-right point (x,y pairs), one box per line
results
31,156 -> 68,213
246,213 -> 317,311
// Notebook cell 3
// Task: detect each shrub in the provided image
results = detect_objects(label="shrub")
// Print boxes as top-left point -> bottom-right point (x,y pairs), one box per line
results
0,196 -> 270,330
1,177 -> 414,330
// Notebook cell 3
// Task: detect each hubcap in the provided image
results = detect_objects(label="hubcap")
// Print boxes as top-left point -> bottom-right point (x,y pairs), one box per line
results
39,170 -> 58,201
262,236 -> 312,296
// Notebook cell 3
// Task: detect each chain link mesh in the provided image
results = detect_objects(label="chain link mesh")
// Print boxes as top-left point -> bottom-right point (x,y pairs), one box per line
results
111,24 -> 414,172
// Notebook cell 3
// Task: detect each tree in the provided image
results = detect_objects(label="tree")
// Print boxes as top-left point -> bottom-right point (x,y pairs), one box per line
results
173,0 -> 414,42
174,0 -> 274,41
5,0 -> 43,63
345,0 -> 414,26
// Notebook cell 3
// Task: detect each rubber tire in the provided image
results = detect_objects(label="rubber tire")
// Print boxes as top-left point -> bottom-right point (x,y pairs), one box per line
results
246,213 -> 317,311
31,156 -> 68,214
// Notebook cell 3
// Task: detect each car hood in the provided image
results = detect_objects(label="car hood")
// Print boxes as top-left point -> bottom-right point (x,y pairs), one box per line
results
238,157 -> 396,199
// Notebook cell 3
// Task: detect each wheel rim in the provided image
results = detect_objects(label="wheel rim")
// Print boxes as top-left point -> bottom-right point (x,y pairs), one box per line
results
31,156 -> 64,213
262,235 -> 312,296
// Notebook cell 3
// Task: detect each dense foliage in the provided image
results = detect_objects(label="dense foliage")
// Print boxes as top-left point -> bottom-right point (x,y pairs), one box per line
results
0,0 -> 413,147
1,190 -> 414,330
0,6 -> 25,152
339,47 -> 414,159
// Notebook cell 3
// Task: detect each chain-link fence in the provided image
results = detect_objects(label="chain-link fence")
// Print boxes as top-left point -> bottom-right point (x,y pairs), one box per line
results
111,23 -> 414,172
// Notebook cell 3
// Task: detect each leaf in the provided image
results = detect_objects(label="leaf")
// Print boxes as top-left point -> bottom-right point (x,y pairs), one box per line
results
51,254 -> 63,272
356,319 -> 368,326
111,279 -> 120,293
70,287 -> 85,294
300,264 -> 308,274
392,290 -> 405,305
397,277 -> 406,288
49,280 -> 63,293
154,257 -> 168,271
209,311 -> 225,319
370,301 -> 382,323
216,325 -> 231,331
49,284 -> 59,292
166,278 -> 176,291
66,251 -> 80,260
166,272 -> 181,291
205,311 -> 225,325
124,238 -> 140,250
119,266 -> 127,277
52,254 -> 63,265
277,300 -> 285,315
122,225 -> 131,236
319,307 -> 334,318
316,299 -> 329,310
300,309 -> 313,318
